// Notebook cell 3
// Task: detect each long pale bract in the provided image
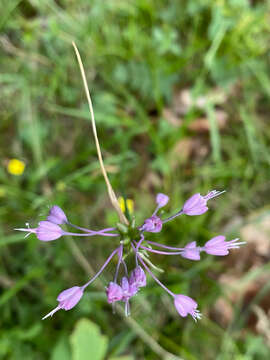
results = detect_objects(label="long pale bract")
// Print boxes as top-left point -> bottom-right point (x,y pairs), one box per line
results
72,42 -> 128,225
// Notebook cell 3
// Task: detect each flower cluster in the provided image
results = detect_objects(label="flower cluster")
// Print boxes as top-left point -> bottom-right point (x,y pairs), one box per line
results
16,191 -> 245,321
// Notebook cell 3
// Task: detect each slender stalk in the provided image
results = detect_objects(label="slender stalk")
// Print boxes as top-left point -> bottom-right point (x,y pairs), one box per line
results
139,245 -> 183,256
69,222 -> 116,234
136,234 -> 144,252
72,42 -> 128,225
152,205 -> 160,216
82,247 -> 119,290
114,245 -> 123,282
162,210 -> 183,224
131,243 -> 174,297
63,231 -> 118,237
135,234 -> 144,265
122,259 -> 128,276
146,240 -> 184,251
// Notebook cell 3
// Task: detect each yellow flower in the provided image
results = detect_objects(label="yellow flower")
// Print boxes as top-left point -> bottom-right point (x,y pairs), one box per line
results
7,159 -> 25,176
118,196 -> 134,214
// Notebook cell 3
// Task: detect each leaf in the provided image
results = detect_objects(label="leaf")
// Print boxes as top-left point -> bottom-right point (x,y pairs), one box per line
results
51,336 -> 71,360
109,356 -> 134,360
70,318 -> 108,360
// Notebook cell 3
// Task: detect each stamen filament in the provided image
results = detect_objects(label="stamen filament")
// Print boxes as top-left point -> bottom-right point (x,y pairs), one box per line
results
42,305 -> 61,320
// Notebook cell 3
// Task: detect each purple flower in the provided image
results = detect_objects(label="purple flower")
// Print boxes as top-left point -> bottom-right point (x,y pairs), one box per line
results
121,276 -> 138,301
47,205 -> 68,225
17,179 -> 244,322
42,286 -> 84,320
203,235 -> 246,256
174,294 -> 201,321
181,241 -> 201,261
182,190 -> 225,216
106,282 -> 123,303
128,282 -> 138,297
141,215 -> 162,233
15,221 -> 64,241
156,193 -> 169,208
120,276 -> 138,317
129,266 -> 146,288
36,221 -> 64,241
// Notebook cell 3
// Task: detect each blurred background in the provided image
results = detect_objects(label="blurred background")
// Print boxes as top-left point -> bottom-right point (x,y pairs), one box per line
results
1,0 -> 270,359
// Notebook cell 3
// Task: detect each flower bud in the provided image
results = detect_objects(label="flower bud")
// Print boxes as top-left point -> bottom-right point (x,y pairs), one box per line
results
182,193 -> 208,216
42,286 -> 84,320
57,286 -> 84,310
181,241 -> 200,261
36,221 -> 64,241
47,205 -> 68,225
156,193 -> 169,208
174,294 -> 201,321
106,282 -> 123,303
182,190 -> 225,216
141,215 -> 162,233
129,266 -> 146,288
15,221 -> 64,241
121,277 -> 138,301
203,235 -> 245,256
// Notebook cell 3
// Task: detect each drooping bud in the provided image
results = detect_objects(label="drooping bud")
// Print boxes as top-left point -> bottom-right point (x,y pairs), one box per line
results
47,205 -> 68,225
106,282 -> 123,303
174,294 -> 201,321
156,193 -> 169,208
141,215 -> 162,233
121,277 -> 138,301
129,266 -> 146,288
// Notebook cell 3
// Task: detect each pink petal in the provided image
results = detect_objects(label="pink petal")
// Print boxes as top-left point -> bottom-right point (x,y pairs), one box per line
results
62,289 -> 83,310
183,193 -> 201,211
185,241 -> 197,249
205,235 -> 225,247
185,206 -> 208,216
205,248 -> 229,256
156,193 -> 169,207
57,286 -> 81,301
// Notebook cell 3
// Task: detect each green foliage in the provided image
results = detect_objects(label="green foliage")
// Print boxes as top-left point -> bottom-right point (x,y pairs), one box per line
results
70,319 -> 108,360
1,0 -> 270,359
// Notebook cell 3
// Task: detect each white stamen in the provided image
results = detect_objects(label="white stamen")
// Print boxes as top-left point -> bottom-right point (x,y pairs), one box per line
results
192,309 -> 202,321
42,305 -> 61,320
204,190 -> 226,201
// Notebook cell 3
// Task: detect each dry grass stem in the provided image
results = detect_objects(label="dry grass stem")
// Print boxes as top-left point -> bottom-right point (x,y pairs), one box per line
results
72,41 -> 129,225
